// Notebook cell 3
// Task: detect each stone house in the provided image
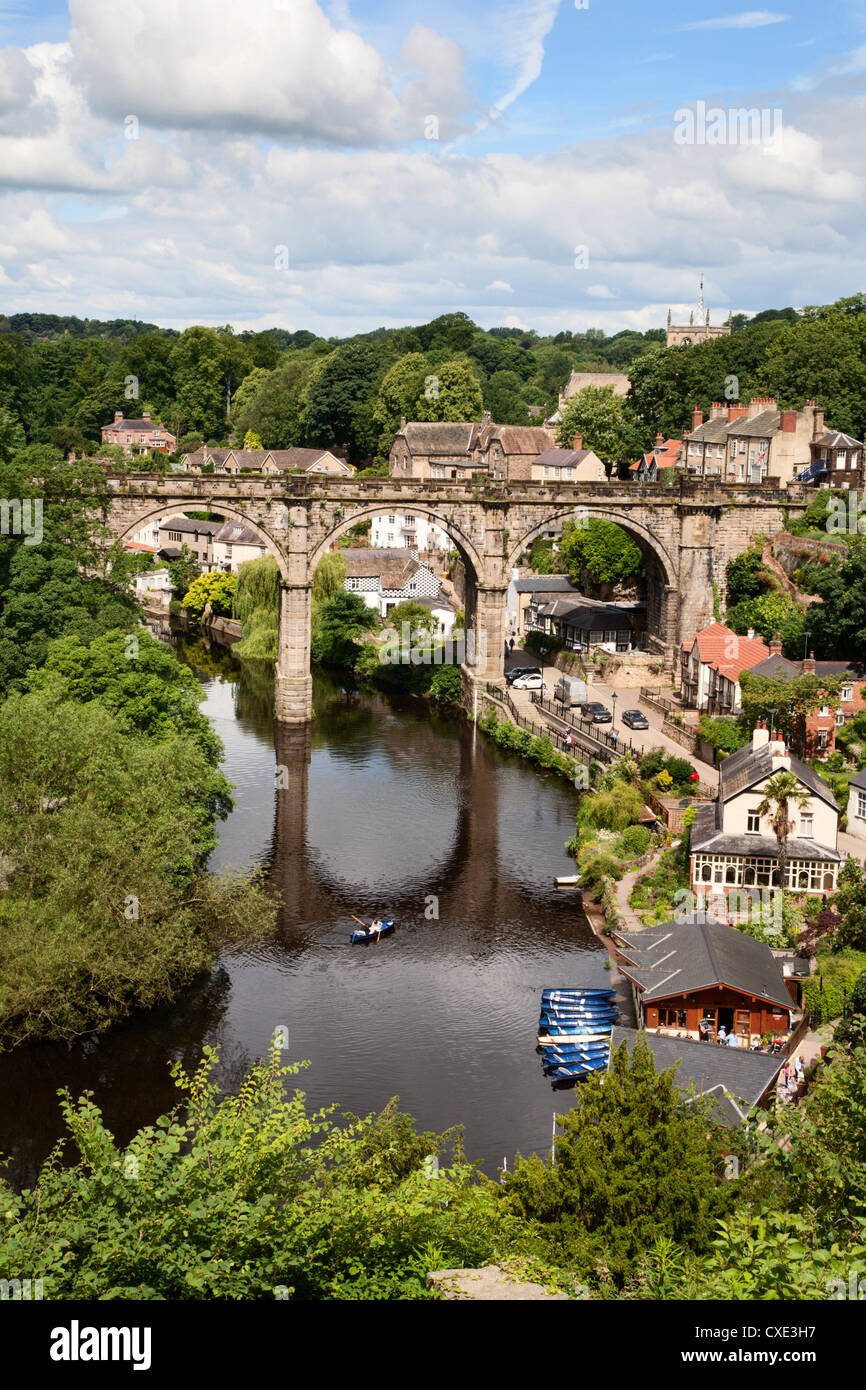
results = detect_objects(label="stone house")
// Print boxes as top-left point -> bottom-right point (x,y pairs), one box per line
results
689,724 -> 842,907
211,521 -> 267,573
530,441 -> 606,483
388,413 -> 554,482
342,547 -> 442,620
797,430 -> 865,490
102,411 -> 177,458
157,516 -> 221,567
683,399 -> 830,486
680,622 -> 770,714
179,446 -> 352,475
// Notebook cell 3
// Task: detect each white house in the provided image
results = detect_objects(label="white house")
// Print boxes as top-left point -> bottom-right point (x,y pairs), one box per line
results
369,512 -> 450,554
690,723 -> 842,909
135,568 -> 173,604
342,547 -> 442,620
847,770 -> 866,841
211,520 -> 267,573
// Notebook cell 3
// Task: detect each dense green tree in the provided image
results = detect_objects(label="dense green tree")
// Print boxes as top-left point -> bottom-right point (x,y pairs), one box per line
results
304,341 -> 388,462
756,297 -> 866,439
484,370 -> 527,424
725,590 -> 807,655
726,549 -> 770,605
502,1036 -> 734,1284
310,590 -> 374,667
182,571 -> 237,622
739,670 -> 842,755
311,552 -> 347,605
807,540 -> 866,659
559,518 -> 644,591
371,352 -> 428,453
556,385 -> 644,465
411,357 -> 484,424
169,328 -> 230,440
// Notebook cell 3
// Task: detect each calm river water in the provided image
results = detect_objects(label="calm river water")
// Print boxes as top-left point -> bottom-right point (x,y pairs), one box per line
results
1,639 -> 611,1185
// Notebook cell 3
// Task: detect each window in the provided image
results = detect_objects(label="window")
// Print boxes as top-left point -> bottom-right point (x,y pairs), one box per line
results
817,729 -> 829,749
739,439 -> 746,453
387,515 -> 395,524
836,710 -> 845,727
729,440 -> 737,457
800,813 -> 813,838
841,684 -> 853,701
819,705 -> 829,717
836,452 -> 846,469
747,810 -> 760,833
404,514 -> 415,523
658,1008 -> 687,1029
858,791 -> 866,820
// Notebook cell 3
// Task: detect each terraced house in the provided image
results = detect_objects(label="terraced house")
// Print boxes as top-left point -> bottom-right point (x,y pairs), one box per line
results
682,398 -> 830,485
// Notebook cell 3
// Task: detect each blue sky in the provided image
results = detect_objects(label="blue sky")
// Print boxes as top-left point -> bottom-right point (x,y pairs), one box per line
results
0,1 -> 865,333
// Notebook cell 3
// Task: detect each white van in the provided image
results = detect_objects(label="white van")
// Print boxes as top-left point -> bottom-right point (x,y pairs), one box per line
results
554,675 -> 587,707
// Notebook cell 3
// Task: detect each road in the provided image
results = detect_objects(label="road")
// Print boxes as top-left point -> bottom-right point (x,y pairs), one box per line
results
504,648 -> 719,784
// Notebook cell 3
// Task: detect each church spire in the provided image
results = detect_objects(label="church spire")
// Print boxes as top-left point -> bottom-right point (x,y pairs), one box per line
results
698,274 -> 705,323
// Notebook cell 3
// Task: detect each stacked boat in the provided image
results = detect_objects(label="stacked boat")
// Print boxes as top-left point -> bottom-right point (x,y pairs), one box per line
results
537,988 -> 618,1081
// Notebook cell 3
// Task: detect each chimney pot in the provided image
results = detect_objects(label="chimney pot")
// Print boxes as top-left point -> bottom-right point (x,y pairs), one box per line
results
573,432 -> 583,450
691,405 -> 703,430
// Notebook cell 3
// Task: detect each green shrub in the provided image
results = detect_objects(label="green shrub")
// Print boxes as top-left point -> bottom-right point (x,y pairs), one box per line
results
429,665 -> 462,704
581,781 -> 644,833
639,748 -> 666,778
580,851 -> 623,893
802,979 -> 846,1026
617,824 -> 651,858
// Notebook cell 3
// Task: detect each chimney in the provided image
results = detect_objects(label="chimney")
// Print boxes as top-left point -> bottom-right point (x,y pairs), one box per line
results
709,401 -> 726,419
114,410 -> 123,423
769,631 -> 782,656
803,650 -> 816,675
400,416 -> 407,430
752,721 -> 770,752
573,432 -> 583,451
814,405 -> 825,436
770,735 -> 790,770
747,396 -> 769,418
481,411 -> 491,428
780,409 -> 797,433
727,404 -> 748,423
142,410 -> 151,421
654,432 -> 664,448
691,405 -> 703,430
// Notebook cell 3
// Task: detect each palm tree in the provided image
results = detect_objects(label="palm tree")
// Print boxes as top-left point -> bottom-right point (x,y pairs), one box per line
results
755,771 -> 812,892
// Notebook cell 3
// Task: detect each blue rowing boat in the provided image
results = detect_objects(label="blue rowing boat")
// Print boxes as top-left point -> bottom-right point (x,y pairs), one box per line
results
545,1059 -> 607,1078
540,1012 -> 618,1024
542,989 -> 615,1000
350,917 -> 396,944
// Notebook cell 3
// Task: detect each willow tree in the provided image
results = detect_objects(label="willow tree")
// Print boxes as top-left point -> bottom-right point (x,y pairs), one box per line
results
756,770 -> 812,891
233,554 -> 279,660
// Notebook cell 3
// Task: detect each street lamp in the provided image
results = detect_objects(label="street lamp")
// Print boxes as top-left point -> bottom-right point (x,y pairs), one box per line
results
768,707 -> 778,740
611,692 -> 617,727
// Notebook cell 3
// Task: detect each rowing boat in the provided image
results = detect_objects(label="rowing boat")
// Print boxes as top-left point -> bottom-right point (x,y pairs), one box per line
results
350,917 -> 396,944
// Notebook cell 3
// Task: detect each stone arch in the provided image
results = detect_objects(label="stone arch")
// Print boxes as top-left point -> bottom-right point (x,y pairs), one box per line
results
117,501 -> 290,581
306,503 -> 486,585
506,506 -> 679,655
506,507 -> 677,590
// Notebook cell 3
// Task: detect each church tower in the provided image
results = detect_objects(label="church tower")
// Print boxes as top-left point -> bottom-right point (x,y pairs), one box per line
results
666,278 -> 731,347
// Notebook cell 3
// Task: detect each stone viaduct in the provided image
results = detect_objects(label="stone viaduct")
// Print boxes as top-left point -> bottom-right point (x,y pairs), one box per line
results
105,472 -> 808,723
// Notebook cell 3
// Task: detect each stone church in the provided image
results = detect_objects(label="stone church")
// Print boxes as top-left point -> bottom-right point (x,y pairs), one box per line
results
667,279 -> 732,347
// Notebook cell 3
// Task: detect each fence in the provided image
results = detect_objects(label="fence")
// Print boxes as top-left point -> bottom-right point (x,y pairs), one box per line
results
640,686 -> 680,715
530,692 -> 642,759
481,684 -> 589,759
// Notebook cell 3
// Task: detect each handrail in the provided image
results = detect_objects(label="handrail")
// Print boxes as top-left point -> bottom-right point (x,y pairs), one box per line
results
530,692 -> 639,758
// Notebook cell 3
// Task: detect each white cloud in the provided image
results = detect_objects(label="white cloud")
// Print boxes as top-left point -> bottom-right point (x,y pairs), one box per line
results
485,280 -> 513,292
586,284 -> 615,298
682,11 -> 790,30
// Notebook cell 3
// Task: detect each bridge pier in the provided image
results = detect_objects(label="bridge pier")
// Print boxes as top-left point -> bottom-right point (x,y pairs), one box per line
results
461,582 -> 507,706
275,582 -> 313,724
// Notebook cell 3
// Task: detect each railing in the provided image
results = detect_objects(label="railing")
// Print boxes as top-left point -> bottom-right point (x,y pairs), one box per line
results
480,684 -> 590,758
640,685 -> 681,715
530,693 -> 641,759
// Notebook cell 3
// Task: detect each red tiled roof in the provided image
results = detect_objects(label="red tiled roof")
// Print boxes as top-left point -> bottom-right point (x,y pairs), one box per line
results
691,622 -> 770,680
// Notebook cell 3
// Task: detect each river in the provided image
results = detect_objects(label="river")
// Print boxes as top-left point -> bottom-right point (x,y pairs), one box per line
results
0,638 -> 610,1186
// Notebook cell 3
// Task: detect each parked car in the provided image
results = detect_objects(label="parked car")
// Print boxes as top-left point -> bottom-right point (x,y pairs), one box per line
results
506,666 -> 541,685
511,673 -> 544,690
553,675 -> 588,707
622,709 -> 649,730
580,701 -> 612,723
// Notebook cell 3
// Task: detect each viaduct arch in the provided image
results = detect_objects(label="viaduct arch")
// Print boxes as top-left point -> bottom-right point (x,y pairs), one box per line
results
105,473 -> 807,724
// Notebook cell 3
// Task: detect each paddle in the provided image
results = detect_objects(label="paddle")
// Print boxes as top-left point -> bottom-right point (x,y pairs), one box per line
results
351,913 -> 383,941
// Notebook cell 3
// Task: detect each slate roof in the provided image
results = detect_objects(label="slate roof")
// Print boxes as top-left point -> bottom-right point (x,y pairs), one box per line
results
531,447 -> 593,468
850,769 -> 866,791
719,740 -> 838,810
480,425 -> 554,454
614,914 -> 794,1010
554,602 -> 634,631
104,416 -> 170,432
817,430 -> 863,449
400,423 -> 476,455
213,521 -> 266,547
747,655 -> 801,680
689,801 -> 841,862
609,1028 -> 785,1126
686,417 -> 730,444
513,576 -> 580,594
726,409 -> 780,438
342,547 -> 433,591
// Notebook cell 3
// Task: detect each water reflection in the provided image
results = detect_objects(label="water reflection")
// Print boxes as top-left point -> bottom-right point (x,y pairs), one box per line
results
0,642 -> 611,1187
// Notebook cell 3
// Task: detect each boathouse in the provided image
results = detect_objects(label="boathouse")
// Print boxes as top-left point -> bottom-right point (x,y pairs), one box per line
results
609,1028 -> 785,1126
613,913 -> 795,1046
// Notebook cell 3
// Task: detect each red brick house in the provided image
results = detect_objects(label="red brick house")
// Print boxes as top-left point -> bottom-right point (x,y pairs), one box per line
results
102,411 -> 177,457
747,636 -> 866,757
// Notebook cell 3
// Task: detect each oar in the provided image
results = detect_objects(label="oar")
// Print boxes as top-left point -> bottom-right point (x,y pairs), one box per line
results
351,914 -> 371,936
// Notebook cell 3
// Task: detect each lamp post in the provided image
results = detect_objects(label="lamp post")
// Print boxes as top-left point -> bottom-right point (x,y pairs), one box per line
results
768,707 -> 778,740
611,692 -> 617,727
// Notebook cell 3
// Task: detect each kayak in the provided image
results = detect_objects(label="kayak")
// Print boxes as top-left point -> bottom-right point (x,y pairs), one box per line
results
350,917 -> 396,944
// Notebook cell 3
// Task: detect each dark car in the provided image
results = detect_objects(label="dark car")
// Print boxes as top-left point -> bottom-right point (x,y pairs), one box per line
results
506,665 -> 541,685
622,709 -> 649,730
580,701 -> 612,724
